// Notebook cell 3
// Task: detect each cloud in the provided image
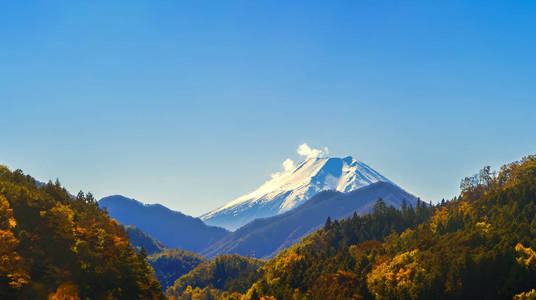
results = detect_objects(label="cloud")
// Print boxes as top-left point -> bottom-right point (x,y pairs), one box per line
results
271,158 -> 295,179
271,143 -> 328,179
282,158 -> 295,171
297,143 -> 329,158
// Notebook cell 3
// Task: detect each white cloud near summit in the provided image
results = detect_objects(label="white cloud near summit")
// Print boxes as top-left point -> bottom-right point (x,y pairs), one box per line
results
272,143 -> 328,179
282,158 -> 295,171
297,143 -> 329,158
272,158 -> 295,179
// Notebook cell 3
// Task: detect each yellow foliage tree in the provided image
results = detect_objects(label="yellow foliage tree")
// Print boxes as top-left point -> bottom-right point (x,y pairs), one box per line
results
515,243 -> 536,270
0,195 -> 29,290
513,243 -> 536,299
367,250 -> 425,300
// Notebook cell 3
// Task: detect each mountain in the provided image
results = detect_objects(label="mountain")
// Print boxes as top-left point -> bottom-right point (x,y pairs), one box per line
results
201,156 -> 394,230
124,225 -> 168,255
170,154 -> 536,300
201,181 -> 418,259
99,195 -> 229,252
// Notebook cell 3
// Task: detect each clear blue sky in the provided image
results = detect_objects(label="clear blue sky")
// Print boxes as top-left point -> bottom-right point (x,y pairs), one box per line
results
1,1 -> 535,216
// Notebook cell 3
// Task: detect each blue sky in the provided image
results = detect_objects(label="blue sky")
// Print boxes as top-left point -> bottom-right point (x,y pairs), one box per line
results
1,1 -> 535,216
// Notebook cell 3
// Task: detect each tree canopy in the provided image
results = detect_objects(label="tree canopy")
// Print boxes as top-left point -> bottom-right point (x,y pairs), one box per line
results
0,166 -> 165,299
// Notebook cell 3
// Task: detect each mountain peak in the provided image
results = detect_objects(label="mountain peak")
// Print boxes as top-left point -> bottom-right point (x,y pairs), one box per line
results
201,155 -> 395,230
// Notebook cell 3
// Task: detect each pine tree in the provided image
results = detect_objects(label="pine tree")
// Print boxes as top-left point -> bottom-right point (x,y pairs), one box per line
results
325,216 -> 332,230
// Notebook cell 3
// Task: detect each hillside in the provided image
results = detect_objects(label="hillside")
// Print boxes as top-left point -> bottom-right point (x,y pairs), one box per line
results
0,166 -> 165,299
167,254 -> 264,300
99,195 -> 229,252
202,181 -> 417,259
148,249 -> 207,290
169,154 -> 536,299
122,225 -> 207,290
125,225 -> 168,255
201,156 -> 396,230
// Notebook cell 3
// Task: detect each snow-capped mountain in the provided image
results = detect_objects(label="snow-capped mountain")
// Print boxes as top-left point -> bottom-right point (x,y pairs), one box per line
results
201,155 -> 394,230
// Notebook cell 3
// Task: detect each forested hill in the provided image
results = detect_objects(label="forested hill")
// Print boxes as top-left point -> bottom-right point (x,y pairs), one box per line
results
167,154 -> 536,299
167,254 -> 264,299
148,249 -> 207,290
0,166 -> 165,299
246,155 -> 536,299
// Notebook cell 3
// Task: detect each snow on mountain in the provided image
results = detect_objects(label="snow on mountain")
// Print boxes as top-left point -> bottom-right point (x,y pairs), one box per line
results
201,146 -> 395,230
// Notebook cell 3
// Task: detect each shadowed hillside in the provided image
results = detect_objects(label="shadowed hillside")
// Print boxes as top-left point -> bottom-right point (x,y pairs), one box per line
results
99,195 -> 229,252
124,225 -> 168,255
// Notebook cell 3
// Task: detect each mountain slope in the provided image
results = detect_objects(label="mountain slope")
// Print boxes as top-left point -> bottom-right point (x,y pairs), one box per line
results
240,155 -> 536,299
99,195 -> 229,252
122,225 -> 207,290
201,181 -> 418,259
167,254 -> 264,299
148,249 -> 207,290
201,156 -> 394,230
0,166 -> 164,299
124,225 -> 168,255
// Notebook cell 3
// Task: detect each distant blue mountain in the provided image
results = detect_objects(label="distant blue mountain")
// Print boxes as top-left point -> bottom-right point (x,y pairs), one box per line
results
99,195 -> 229,252
201,181 -> 418,259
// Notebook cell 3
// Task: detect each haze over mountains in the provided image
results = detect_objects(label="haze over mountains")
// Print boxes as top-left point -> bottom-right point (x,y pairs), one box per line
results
201,147 -> 394,230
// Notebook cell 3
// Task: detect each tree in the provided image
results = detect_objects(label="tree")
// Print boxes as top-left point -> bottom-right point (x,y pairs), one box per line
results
401,199 -> 408,213
374,198 -> 387,216
478,166 -> 494,187
325,217 -> 332,230
460,175 -> 478,192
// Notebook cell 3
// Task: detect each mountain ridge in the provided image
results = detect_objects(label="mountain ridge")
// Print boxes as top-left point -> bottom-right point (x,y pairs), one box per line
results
98,195 -> 229,252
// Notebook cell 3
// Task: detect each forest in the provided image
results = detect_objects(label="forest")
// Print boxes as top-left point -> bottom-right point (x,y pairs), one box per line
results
166,155 -> 536,299
0,166 -> 165,299
2,154 -> 536,299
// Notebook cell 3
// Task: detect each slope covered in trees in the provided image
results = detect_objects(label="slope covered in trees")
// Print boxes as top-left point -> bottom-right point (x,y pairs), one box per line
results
246,155 -> 536,299
168,154 -> 536,299
122,225 -> 207,290
0,166 -> 165,299
148,249 -> 207,291
167,254 -> 264,300
125,225 -> 168,255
